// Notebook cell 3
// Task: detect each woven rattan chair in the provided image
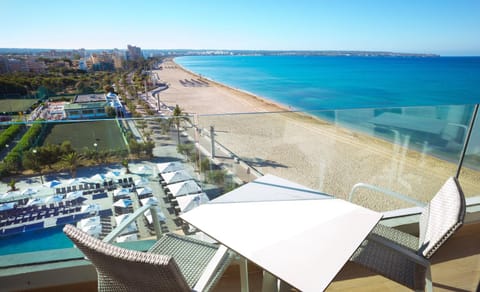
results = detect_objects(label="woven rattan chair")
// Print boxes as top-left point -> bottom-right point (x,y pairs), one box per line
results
63,224 -> 232,292
349,177 -> 466,291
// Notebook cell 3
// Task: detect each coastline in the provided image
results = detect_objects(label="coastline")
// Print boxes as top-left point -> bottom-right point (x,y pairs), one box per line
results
172,58 -> 293,113
156,58 -> 479,211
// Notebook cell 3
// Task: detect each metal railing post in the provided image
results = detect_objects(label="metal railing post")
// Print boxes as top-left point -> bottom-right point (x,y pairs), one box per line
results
455,104 -> 479,179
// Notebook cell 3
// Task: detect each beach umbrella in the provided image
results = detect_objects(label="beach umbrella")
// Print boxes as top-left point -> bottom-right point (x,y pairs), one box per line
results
161,170 -> 192,185
134,177 -> 149,187
156,161 -> 183,174
106,170 -> 122,179
115,214 -> 138,232
44,194 -> 64,204
77,216 -> 101,237
136,186 -> 153,197
116,233 -> 138,242
77,216 -> 100,228
90,173 -> 107,182
140,196 -> 158,206
26,197 -> 45,206
80,224 -> 102,237
113,198 -> 133,208
1,193 -> 12,200
1,191 -> 20,201
43,180 -> 61,188
65,178 -> 83,186
0,202 -> 16,211
21,188 -> 38,196
136,165 -> 153,175
167,180 -> 201,197
176,193 -> 209,213
66,190 -> 83,200
144,207 -> 166,224
113,188 -> 131,198
81,204 -> 100,214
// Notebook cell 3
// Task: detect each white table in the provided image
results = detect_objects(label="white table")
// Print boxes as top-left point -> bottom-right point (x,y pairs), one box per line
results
181,174 -> 382,292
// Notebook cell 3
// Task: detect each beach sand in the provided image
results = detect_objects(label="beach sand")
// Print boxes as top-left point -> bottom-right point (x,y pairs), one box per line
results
155,59 -> 479,211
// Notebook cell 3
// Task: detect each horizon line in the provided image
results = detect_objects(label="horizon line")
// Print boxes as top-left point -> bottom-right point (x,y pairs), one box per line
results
1,47 -> 479,57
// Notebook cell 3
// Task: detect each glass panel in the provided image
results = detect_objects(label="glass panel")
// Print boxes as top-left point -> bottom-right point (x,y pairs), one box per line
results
0,104 -> 479,256
196,104 -> 477,211
458,105 -> 480,198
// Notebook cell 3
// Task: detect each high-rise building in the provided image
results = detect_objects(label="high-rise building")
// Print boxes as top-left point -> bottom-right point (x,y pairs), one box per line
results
126,45 -> 143,61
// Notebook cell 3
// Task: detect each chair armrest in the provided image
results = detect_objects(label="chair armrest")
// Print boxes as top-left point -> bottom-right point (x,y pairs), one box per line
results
348,183 -> 427,208
193,245 -> 229,292
368,233 -> 430,267
368,233 -> 434,292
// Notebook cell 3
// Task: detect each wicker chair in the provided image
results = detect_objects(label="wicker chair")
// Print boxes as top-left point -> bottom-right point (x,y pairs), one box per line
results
63,224 -> 232,292
349,177 -> 466,292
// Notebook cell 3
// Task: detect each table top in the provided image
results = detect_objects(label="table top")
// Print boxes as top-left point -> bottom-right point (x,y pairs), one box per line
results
181,174 -> 382,292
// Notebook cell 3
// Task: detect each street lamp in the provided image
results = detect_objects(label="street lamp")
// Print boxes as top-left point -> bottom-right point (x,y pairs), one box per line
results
32,149 -> 44,184
93,142 -> 98,152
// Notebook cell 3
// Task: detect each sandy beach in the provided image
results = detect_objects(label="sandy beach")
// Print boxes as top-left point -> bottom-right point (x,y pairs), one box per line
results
156,59 -> 479,211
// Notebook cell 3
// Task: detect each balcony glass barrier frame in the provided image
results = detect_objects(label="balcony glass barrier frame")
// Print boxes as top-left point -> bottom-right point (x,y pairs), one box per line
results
0,103 -> 478,258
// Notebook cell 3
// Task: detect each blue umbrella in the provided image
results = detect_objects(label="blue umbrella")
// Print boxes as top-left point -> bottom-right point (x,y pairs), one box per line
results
43,180 -> 61,188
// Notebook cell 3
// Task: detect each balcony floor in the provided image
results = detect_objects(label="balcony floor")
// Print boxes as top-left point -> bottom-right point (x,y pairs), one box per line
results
212,222 -> 480,292
24,222 -> 480,292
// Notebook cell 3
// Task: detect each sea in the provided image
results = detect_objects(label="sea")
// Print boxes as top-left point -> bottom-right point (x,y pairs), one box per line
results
175,55 -> 480,110
2,55 -> 480,256
175,55 -> 480,165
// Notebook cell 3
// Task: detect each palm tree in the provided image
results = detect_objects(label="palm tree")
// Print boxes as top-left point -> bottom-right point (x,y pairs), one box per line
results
169,104 -> 190,144
62,152 -> 81,177
122,159 -> 131,174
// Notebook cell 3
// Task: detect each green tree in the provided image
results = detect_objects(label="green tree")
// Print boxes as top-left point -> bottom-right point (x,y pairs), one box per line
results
62,152 -> 81,177
105,106 -> 116,118
128,138 -> 141,156
39,143 -> 61,169
0,162 -> 9,179
122,159 -> 131,174
60,140 -> 74,155
4,151 -> 22,173
169,104 -> 190,144
207,169 -> 227,185
201,158 -> 211,173
22,151 -> 40,172
143,141 -> 155,158
9,179 -> 17,191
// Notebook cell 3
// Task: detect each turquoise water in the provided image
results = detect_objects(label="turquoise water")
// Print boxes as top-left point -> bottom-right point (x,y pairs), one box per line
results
0,226 -> 73,255
175,55 -> 480,110
176,55 -> 480,167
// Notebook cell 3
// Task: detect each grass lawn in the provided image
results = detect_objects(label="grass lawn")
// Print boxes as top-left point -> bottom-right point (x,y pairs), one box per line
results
0,99 -> 38,113
43,120 -> 127,152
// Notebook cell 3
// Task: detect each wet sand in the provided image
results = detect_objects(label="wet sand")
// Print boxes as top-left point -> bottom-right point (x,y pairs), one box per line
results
155,59 -> 479,211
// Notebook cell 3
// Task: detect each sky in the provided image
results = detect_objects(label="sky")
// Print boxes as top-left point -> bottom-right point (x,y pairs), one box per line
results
1,0 -> 479,56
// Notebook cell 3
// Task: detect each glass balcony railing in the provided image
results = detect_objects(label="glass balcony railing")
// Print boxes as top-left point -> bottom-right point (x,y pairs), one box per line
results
0,103 -> 479,259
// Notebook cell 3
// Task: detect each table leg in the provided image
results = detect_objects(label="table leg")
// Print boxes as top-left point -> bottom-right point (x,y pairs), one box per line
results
240,258 -> 249,292
262,271 -> 278,292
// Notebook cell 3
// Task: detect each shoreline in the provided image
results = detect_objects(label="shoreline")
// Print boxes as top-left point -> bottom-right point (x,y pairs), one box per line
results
156,58 -> 479,211
172,57 -> 336,128
172,58 -> 294,113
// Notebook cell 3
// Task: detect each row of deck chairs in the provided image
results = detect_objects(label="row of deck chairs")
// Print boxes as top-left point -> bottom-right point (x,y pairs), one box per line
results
0,205 -> 83,227
55,180 -> 119,195
0,197 -> 85,220
117,177 -> 134,188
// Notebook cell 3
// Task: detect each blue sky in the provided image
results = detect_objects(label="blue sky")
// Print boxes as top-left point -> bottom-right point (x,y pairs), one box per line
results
1,0 -> 479,56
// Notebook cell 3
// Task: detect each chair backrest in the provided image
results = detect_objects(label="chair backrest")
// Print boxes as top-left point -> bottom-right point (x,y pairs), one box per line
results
63,224 -> 190,292
418,177 -> 466,258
